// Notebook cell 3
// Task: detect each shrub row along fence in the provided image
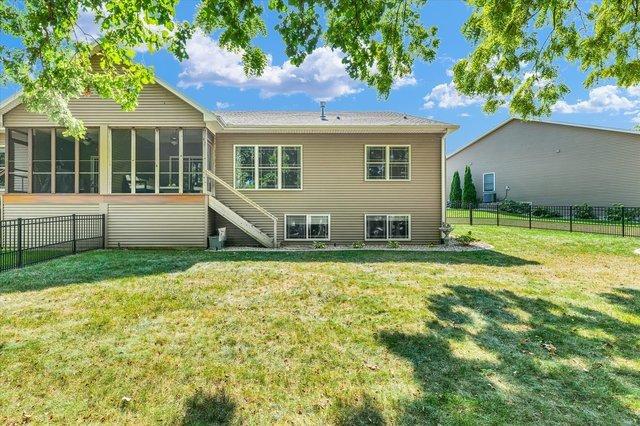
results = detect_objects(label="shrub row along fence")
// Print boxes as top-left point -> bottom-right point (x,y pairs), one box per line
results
0,214 -> 105,272
447,202 -> 640,238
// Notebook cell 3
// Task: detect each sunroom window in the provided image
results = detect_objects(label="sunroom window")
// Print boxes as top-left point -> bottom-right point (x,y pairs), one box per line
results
234,145 -> 302,190
111,128 -> 203,194
365,214 -> 410,241
285,214 -> 330,240
365,146 -> 410,181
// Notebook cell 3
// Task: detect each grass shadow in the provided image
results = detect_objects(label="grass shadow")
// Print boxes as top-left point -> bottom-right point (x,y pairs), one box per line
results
379,285 -> 640,424
181,389 -> 236,425
0,248 -> 537,294
333,395 -> 386,426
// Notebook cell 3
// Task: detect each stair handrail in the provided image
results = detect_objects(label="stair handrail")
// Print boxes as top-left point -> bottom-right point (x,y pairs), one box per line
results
204,169 -> 278,246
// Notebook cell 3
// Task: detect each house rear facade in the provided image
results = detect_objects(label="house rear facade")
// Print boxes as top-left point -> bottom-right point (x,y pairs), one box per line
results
0,82 -> 456,247
446,119 -> 640,207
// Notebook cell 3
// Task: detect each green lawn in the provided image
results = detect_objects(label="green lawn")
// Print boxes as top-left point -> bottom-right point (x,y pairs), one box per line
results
1,226 -> 639,424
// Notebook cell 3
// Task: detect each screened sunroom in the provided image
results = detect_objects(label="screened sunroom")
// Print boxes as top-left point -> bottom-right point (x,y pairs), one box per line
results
5,127 -> 213,195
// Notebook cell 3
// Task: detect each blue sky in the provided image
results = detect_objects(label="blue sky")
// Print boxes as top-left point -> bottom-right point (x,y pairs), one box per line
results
2,0 -> 640,153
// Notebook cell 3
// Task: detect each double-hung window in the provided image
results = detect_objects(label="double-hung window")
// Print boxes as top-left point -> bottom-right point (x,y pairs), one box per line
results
285,214 -> 330,241
483,172 -> 495,193
365,145 -> 410,180
365,214 -> 411,241
234,145 -> 302,190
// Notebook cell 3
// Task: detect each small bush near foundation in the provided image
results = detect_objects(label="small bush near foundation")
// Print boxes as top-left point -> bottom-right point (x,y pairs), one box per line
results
574,203 -> 596,220
531,206 -> 562,218
386,241 -> 401,249
456,231 -> 478,246
312,241 -> 327,249
352,241 -> 365,249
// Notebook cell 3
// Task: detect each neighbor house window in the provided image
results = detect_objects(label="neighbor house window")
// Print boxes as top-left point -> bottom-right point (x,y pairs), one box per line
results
234,145 -> 302,190
365,145 -> 410,180
285,214 -> 330,240
483,172 -> 495,193
365,214 -> 411,241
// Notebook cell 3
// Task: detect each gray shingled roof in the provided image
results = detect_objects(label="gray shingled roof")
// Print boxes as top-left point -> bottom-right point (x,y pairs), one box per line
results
214,111 -> 453,127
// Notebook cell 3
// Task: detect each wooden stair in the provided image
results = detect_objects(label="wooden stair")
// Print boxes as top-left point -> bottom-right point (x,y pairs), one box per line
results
208,196 -> 274,247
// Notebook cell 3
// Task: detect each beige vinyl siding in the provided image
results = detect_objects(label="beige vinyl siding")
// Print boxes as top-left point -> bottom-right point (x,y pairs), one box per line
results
214,133 -> 443,244
2,195 -> 207,248
3,84 -> 205,128
446,120 -> 640,206
107,203 -> 207,248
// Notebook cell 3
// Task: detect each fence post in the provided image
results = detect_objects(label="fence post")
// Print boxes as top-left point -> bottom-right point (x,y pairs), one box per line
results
469,204 -> 473,226
102,214 -> 106,249
529,204 -> 532,229
17,218 -> 23,268
72,214 -> 77,254
569,206 -> 573,232
496,203 -> 500,226
621,206 -> 626,237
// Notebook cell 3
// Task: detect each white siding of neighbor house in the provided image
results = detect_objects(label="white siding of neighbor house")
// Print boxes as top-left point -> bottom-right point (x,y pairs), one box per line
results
446,120 -> 640,206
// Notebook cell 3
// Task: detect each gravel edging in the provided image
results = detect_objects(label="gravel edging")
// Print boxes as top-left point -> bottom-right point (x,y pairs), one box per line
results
215,241 -> 493,252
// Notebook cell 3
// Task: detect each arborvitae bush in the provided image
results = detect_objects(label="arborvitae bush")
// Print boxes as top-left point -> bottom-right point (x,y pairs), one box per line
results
462,165 -> 478,207
449,171 -> 462,208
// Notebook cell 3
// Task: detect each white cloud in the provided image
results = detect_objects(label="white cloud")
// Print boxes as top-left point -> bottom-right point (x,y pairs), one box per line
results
459,112 -> 470,117
74,9 -> 101,42
216,101 -> 230,109
392,75 -> 417,89
178,31 -> 361,101
423,82 -> 483,109
552,85 -> 638,114
446,68 -> 454,77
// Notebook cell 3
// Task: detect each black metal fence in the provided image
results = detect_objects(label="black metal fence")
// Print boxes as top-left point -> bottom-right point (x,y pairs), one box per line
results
447,203 -> 640,238
0,214 -> 105,272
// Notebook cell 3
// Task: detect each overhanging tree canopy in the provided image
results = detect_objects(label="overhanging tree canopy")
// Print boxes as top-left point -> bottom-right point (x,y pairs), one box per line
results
1,0 -> 638,138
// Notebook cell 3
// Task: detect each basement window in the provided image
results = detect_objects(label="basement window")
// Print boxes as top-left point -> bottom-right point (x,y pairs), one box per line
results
285,214 -> 330,240
365,214 -> 411,241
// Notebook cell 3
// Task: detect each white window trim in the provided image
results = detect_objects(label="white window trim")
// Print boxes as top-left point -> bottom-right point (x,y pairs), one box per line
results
364,145 -> 411,181
233,144 -> 303,191
363,214 -> 412,241
284,214 -> 331,241
483,172 -> 496,193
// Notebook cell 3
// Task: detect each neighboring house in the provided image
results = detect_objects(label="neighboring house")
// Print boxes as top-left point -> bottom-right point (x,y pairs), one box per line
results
446,118 -> 640,207
0,82 -> 457,247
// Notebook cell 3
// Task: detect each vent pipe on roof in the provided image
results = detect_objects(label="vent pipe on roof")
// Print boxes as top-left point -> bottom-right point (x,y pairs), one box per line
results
320,101 -> 327,121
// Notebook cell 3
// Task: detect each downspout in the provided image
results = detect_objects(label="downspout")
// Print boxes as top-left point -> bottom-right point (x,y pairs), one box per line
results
441,132 -> 447,227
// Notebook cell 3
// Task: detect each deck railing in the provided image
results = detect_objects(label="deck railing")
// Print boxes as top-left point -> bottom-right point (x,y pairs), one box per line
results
0,214 -> 105,272
447,202 -> 640,238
